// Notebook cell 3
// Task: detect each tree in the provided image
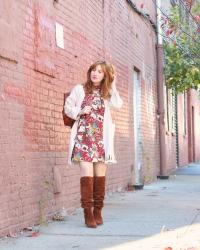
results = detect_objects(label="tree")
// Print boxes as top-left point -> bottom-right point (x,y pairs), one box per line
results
162,1 -> 200,94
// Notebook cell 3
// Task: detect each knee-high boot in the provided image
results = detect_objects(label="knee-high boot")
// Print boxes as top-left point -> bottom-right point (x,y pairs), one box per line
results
93,176 -> 105,225
80,177 -> 97,228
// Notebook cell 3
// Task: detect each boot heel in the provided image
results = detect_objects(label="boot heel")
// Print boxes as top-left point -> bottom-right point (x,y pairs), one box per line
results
94,208 -> 103,225
84,209 -> 97,228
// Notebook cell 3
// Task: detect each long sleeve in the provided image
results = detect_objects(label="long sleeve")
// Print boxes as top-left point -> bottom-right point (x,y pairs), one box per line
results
108,80 -> 123,109
64,85 -> 82,120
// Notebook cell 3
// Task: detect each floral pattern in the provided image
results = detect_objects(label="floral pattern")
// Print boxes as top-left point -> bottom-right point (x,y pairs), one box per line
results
72,87 -> 105,162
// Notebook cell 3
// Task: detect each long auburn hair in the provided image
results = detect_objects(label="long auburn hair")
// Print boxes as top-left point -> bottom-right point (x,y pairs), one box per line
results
84,61 -> 115,99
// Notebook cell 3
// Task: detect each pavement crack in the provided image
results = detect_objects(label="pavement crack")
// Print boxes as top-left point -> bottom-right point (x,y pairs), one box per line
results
41,232 -> 148,238
177,210 -> 200,238
190,210 -> 200,225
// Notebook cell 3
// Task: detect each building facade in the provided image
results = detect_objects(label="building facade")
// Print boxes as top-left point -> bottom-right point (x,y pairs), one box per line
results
161,0 -> 200,171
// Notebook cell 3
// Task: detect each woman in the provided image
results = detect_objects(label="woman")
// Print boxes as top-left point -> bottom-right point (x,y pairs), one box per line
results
64,61 -> 123,228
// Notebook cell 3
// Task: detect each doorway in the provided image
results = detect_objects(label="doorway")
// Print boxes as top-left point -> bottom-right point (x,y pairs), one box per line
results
133,69 -> 143,186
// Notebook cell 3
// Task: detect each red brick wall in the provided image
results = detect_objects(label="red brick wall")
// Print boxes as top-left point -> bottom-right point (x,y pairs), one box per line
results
165,90 -> 200,170
164,89 -> 177,172
165,133 -> 177,172
0,0 -> 159,236
178,90 -> 200,166
140,78 -> 160,183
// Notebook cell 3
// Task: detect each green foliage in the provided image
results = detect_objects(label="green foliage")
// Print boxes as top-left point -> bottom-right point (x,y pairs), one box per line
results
163,3 -> 200,94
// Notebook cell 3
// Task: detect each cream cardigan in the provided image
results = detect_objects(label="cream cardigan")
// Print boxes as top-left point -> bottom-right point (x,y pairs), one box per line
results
64,83 -> 123,165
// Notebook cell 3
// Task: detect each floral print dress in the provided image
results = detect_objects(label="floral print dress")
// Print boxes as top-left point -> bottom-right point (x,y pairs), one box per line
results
72,87 -> 105,162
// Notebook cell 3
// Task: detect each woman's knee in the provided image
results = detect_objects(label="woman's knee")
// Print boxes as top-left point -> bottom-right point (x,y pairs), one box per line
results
94,162 -> 107,176
80,162 -> 94,177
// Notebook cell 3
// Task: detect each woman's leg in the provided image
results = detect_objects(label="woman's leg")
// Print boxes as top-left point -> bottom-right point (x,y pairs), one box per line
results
93,162 -> 107,225
79,162 -> 96,228
80,161 -> 94,177
94,162 -> 107,177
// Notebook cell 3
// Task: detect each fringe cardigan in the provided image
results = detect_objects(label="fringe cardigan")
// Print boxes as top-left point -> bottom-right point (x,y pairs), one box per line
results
64,83 -> 123,165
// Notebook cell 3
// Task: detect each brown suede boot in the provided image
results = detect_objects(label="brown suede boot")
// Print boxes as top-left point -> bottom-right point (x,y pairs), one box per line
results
93,176 -> 105,225
80,177 -> 97,228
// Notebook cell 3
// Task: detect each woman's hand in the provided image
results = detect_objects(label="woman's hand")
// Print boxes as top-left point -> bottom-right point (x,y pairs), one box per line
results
80,106 -> 92,115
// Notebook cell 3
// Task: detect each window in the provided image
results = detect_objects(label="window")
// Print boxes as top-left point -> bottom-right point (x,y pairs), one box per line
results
183,91 -> 187,135
165,86 -> 170,132
165,87 -> 176,133
171,89 -> 176,133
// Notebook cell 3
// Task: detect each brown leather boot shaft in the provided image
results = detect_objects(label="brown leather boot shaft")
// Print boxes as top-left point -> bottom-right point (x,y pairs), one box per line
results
93,176 -> 105,225
80,177 -> 97,228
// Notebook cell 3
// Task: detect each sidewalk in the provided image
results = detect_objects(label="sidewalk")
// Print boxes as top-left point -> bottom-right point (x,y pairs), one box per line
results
1,162 -> 200,250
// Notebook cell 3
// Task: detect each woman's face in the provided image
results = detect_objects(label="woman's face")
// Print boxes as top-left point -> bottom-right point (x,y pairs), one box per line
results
90,65 -> 105,86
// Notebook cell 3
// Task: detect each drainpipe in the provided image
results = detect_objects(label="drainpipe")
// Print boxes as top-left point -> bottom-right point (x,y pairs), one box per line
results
156,0 -> 169,179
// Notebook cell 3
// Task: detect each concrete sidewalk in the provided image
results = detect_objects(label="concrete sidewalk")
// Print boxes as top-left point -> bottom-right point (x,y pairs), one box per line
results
1,163 -> 200,250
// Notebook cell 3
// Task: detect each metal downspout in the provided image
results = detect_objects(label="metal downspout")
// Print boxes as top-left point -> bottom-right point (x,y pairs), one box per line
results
156,0 -> 169,178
